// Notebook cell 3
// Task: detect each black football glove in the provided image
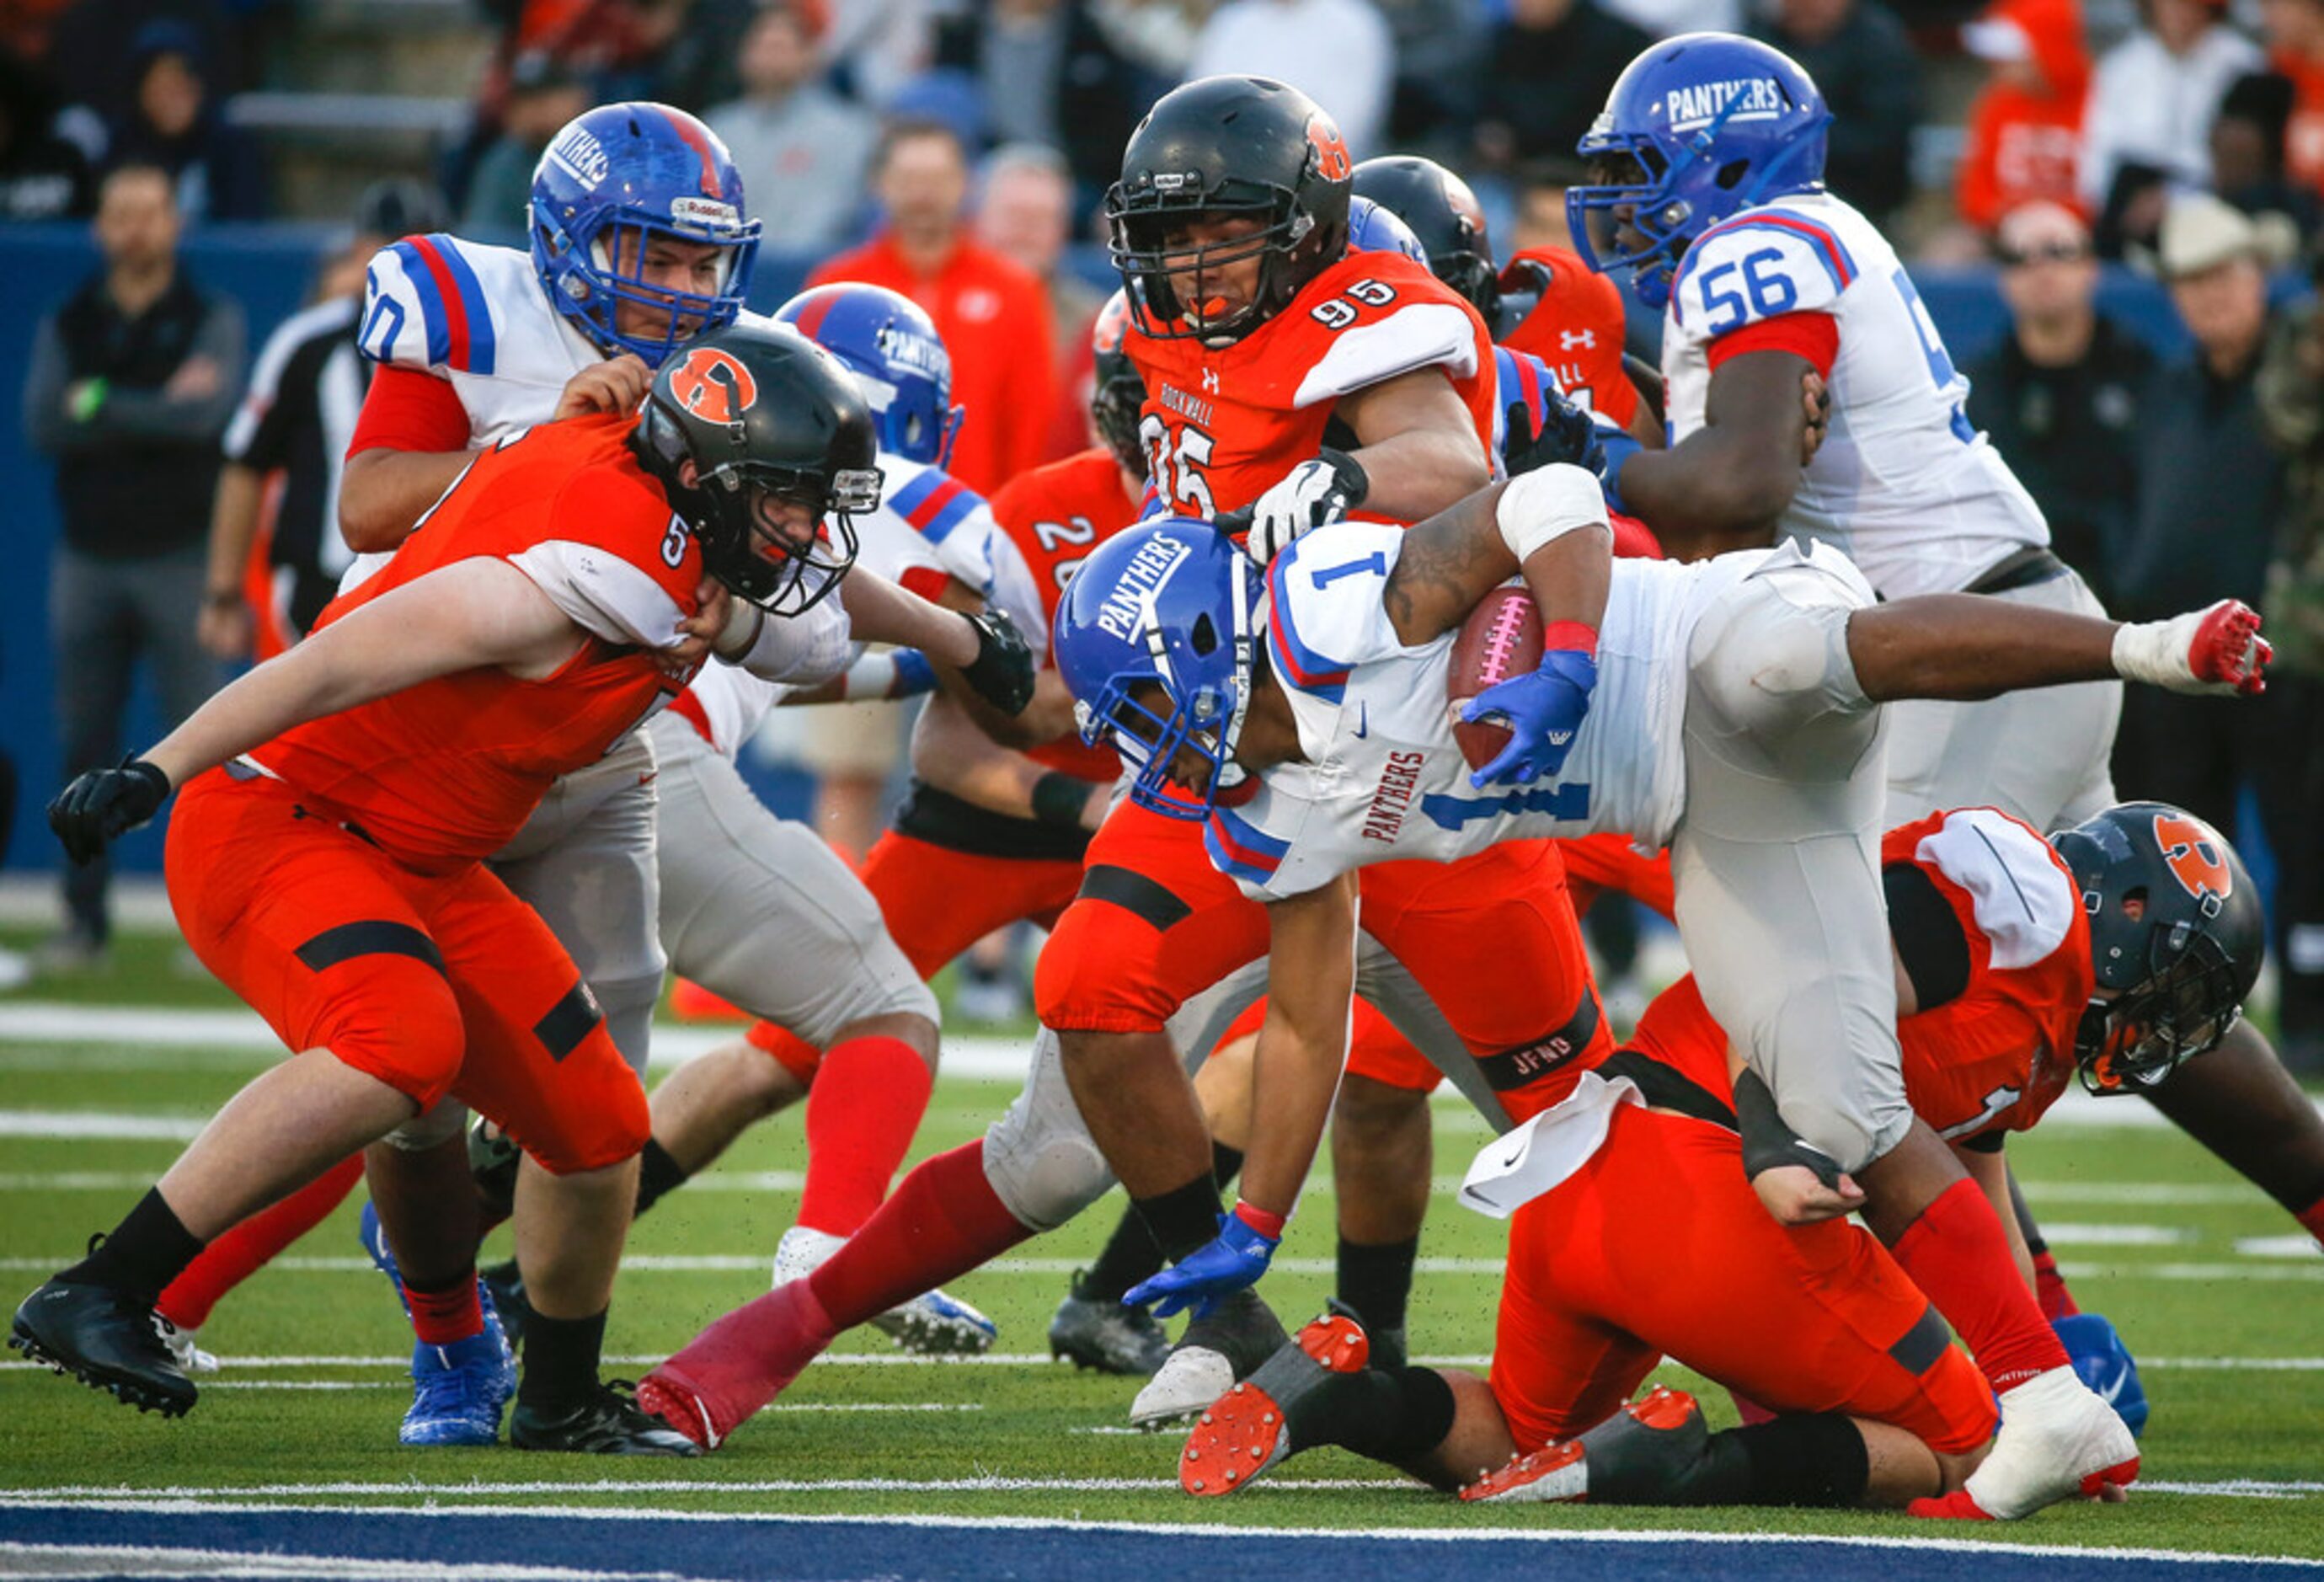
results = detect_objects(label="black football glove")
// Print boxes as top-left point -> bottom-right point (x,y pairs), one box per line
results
1502,393 -> 1605,480
49,756 -> 171,865
960,607 -> 1036,715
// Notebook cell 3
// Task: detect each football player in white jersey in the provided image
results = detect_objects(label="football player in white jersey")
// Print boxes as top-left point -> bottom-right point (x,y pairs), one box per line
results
1047,476 -> 2269,1516
304,103 -> 1024,1446
1566,34 -> 2121,837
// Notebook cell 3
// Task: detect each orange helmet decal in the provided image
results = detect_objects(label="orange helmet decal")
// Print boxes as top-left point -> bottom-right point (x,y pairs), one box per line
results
667,347 -> 760,424
1306,115 -> 1352,184
2153,811 -> 2234,909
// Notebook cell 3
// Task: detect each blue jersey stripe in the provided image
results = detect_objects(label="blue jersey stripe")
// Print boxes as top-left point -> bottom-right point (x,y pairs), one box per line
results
387,240 -> 451,366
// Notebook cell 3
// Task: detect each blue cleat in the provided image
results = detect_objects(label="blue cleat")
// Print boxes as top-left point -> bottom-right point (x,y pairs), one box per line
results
355,1198 -> 408,1310
400,1307 -> 516,1447
2055,1312 -> 2149,1438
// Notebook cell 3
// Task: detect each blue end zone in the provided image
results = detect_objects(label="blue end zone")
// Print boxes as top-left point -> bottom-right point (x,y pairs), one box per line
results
2,1506 -> 2316,1582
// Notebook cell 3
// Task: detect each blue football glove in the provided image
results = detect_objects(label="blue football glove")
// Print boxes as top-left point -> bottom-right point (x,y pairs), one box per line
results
1120,1205 -> 1280,1320
1460,648 -> 1598,788
2054,1312 -> 2148,1437
1595,427 -> 1642,517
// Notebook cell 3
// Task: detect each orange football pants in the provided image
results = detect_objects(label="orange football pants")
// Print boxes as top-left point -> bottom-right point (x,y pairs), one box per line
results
1489,1100 -> 1997,1456
167,768 -> 649,1174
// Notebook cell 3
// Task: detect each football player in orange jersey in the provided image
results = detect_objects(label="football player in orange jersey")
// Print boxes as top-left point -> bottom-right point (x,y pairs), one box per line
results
1178,802 -> 2264,1517
8,326 -> 902,1453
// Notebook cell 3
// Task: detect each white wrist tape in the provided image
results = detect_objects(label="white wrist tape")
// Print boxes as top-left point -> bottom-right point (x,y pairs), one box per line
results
2110,612 -> 2195,691
1495,464 -> 1611,564
714,593 -> 765,661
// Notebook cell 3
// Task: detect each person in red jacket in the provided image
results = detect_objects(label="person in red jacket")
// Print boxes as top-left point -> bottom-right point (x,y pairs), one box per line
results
810,119 -> 1056,495
1957,0 -> 2094,232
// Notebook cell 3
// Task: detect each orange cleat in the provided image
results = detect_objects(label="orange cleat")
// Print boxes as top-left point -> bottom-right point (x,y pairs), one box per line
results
1178,1311 -> 1370,1496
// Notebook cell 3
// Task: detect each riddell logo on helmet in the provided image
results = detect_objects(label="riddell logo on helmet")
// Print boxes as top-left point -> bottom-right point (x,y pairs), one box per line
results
670,196 -> 740,230
1306,117 -> 1351,183
1663,77 -> 1787,133
668,348 -> 759,424
2153,812 -> 2234,913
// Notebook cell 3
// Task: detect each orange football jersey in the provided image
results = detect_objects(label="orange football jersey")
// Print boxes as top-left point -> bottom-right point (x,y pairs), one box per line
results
1126,250 -> 1494,518
1498,245 -> 1642,432
256,414 -> 702,870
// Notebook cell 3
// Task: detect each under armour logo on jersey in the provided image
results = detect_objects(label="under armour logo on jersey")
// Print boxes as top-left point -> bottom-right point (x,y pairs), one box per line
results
1306,115 -> 1352,183
1201,368 -> 1220,393
1559,328 -> 1596,351
667,347 -> 759,425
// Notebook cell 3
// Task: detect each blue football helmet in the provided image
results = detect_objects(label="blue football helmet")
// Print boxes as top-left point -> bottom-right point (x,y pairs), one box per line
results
1053,519 -> 1259,820
530,102 -> 761,366
1346,195 -> 1428,266
1567,33 -> 1830,309
775,283 -> 964,468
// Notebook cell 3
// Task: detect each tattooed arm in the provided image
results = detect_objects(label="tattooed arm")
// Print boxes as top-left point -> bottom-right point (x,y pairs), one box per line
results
1382,474 -> 1613,647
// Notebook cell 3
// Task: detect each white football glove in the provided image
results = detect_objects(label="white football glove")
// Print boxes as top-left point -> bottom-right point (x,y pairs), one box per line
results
1242,448 -> 1369,564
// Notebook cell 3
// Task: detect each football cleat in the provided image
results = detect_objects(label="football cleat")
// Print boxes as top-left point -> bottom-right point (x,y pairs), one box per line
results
1129,1288 -> 1289,1430
1179,1310 -> 1370,1496
152,1313 -> 218,1376
771,1225 -> 996,1355
398,1305 -> 516,1448
638,1277 -> 840,1451
1909,1366 -> 2140,1520
356,1198 -> 407,1306
1050,1273 -> 1172,1376
510,1381 -> 702,1456
10,1276 -> 197,1417
1461,1385 -> 1704,1505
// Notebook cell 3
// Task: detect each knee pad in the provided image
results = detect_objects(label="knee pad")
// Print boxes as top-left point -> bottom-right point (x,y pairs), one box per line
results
982,1109 -> 1114,1232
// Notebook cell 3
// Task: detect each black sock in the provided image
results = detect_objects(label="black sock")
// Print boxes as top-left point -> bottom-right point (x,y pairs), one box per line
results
632,1139 -> 691,1218
61,1188 -> 205,1306
1727,1414 -> 1870,1508
1302,1364 -> 1458,1466
1210,1141 -> 1244,1189
1336,1234 -> 1418,1337
1080,1207 -> 1165,1302
519,1307 -> 607,1414
1132,1171 -> 1224,1264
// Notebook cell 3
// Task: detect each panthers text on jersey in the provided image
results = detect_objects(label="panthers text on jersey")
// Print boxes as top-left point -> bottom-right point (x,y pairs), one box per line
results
1661,190 -> 2049,599
1127,250 -> 1495,519
255,414 -> 702,869
1199,514 -> 1785,901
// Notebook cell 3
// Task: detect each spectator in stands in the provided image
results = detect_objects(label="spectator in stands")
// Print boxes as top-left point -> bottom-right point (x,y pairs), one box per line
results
1370,0 -> 1488,152
2112,192 -> 2289,835
2214,70 -> 2324,240
811,117 -> 1055,494
1956,0 -> 2092,234
200,179 -> 448,665
458,52 -> 590,240
1472,0 -> 1649,175
705,3 -> 877,254
21,163 -> 241,968
1749,0 -> 1923,226
106,19 -> 264,222
2264,0 -> 2324,201
1187,0 -> 1394,156
2252,243 -> 2324,1075
1963,200 -> 2150,611
2082,0 -> 2260,223
932,0 -> 1150,202
975,142 -> 1103,459
0,49 -> 91,220
824,0 -> 942,107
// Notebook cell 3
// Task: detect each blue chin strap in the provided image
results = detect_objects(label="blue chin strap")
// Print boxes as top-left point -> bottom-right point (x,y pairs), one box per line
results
1568,96 -> 1830,311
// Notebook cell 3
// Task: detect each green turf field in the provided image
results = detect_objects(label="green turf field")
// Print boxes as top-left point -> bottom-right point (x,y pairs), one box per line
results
2,930 -> 2319,1561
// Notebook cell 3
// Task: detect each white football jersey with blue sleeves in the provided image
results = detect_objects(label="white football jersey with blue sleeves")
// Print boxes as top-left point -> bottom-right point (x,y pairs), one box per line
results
1663,192 -> 2047,600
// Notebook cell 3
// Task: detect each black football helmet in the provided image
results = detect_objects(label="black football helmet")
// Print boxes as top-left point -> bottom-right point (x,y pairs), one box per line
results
1105,75 -> 1353,346
1089,289 -> 1146,481
1351,155 -> 1499,323
632,320 -> 881,615
2050,802 -> 2266,1095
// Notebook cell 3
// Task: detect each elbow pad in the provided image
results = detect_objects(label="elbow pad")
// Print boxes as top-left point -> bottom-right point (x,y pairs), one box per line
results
1497,464 -> 1611,564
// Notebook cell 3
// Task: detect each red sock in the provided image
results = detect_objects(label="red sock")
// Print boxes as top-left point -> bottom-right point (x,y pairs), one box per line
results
2298,1194 -> 2324,1251
403,1271 -> 483,1346
797,1035 -> 934,1237
156,1152 -> 365,1330
2031,1245 -> 2080,1320
1888,1178 -> 2069,1394
807,1141 -> 1033,1328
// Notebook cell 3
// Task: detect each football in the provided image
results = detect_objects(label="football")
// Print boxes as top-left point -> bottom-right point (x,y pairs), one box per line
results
1448,585 -> 1544,772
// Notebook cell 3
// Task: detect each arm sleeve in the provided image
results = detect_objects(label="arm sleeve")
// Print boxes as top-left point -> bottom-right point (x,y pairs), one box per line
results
346,363 -> 474,458
1705,311 -> 1840,379
88,297 -> 246,443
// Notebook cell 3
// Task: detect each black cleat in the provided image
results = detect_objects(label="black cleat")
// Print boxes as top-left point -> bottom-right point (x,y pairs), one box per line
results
479,1258 -> 532,1350
10,1277 -> 197,1417
1050,1270 -> 1172,1376
510,1381 -> 703,1456
1128,1288 -> 1290,1429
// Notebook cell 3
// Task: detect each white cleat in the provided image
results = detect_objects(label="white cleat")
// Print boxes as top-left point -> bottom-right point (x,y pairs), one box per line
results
769,1225 -> 996,1357
1131,1344 -> 1236,1430
152,1313 -> 218,1376
1913,1366 -> 2140,1521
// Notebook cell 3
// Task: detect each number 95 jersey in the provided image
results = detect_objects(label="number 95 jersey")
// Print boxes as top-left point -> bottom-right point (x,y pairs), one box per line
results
1663,191 -> 2047,600
1126,251 -> 1495,519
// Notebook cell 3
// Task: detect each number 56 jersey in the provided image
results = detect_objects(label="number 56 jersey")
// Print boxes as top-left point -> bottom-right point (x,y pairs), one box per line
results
1662,190 -> 2047,600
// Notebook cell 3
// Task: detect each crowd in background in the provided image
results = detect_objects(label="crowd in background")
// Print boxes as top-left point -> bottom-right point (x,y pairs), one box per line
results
5,0 -> 2324,1072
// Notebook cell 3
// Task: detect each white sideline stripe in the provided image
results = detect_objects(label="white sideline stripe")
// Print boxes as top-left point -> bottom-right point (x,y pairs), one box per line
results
0,1497 -> 2315,1569
2140,1481 -> 2324,1499
2022,1182 -> 2274,1205
0,1543 -> 697,1582
0,1110 -> 207,1141
2035,1224 -> 2193,1247
2236,1235 -> 2324,1259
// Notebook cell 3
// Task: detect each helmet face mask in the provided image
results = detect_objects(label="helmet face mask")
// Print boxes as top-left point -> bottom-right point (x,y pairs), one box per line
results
692,458 -> 876,615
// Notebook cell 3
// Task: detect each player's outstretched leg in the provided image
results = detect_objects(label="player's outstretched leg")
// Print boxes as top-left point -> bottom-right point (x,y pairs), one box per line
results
1179,1308 -> 1370,1494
